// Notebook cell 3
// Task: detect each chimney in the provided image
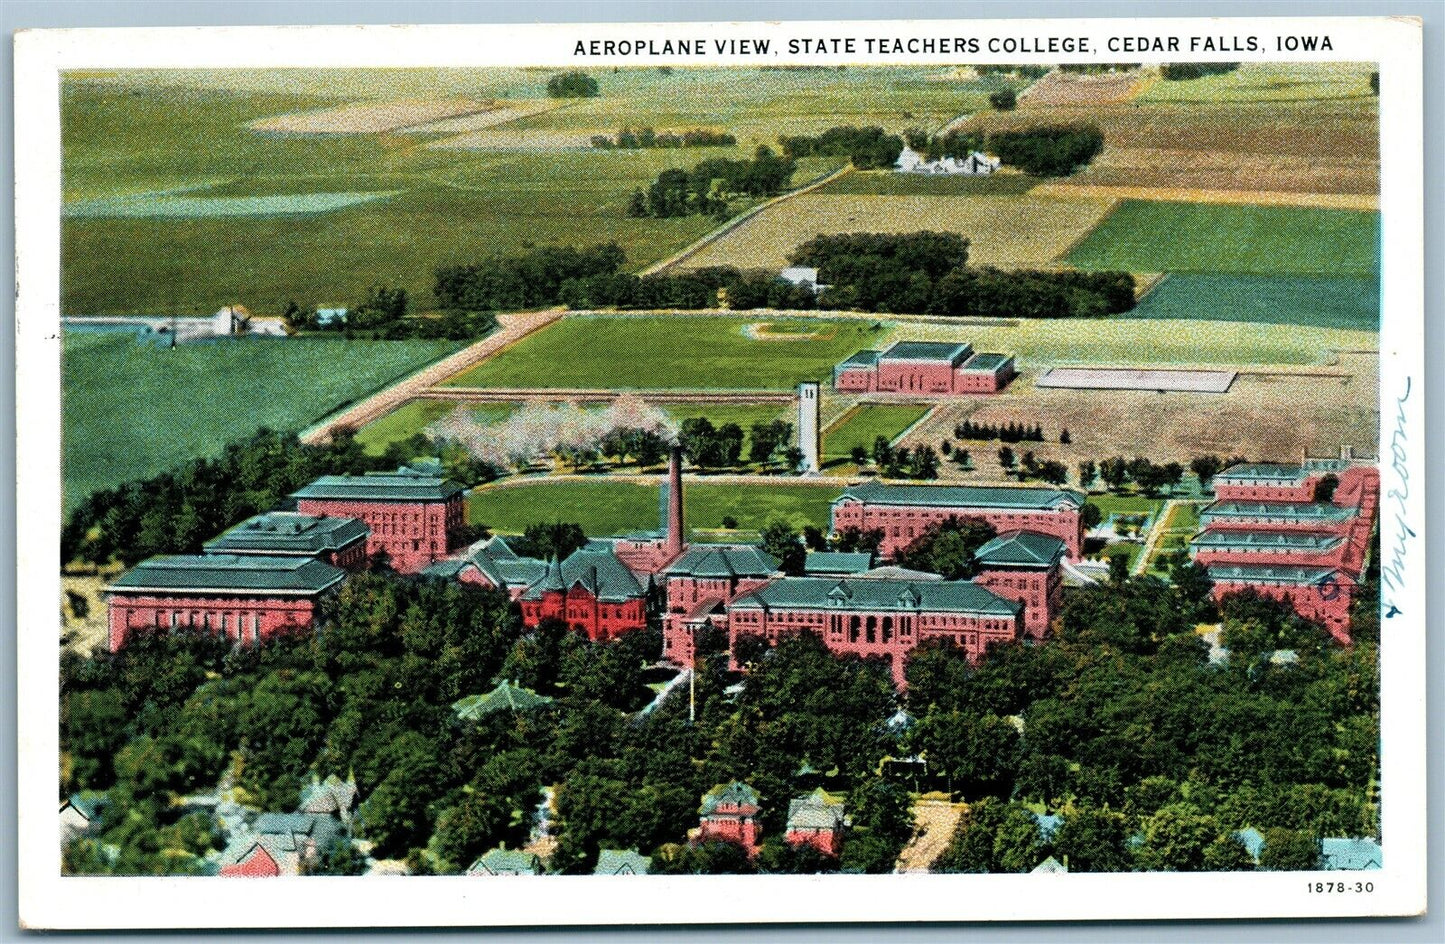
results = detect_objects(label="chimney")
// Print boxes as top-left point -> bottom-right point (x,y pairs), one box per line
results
666,444 -> 684,557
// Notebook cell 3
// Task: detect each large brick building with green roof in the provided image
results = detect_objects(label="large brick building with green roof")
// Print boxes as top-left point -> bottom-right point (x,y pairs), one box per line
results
833,340 -> 1016,394
105,554 -> 346,650
831,480 -> 1087,559
203,511 -> 369,569
291,468 -> 465,573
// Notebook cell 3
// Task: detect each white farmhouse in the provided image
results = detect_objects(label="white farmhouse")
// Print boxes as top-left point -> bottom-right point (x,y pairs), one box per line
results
894,146 -> 1001,176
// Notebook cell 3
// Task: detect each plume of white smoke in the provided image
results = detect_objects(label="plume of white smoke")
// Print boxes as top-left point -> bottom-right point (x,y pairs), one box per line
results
426,395 -> 679,470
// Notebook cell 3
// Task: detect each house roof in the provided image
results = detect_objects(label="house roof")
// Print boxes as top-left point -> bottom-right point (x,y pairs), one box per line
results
1320,837 -> 1382,870
857,565 -> 943,581
779,266 -> 819,284
1029,811 -> 1063,841
63,792 -> 107,822
786,789 -> 846,831
880,340 -> 972,365
203,512 -> 369,556
729,576 -> 1020,617
291,469 -> 464,503
834,480 -> 1086,512
1189,529 -> 1344,552
665,545 -> 780,578
469,848 -> 542,875
1031,856 -> 1068,874
1215,462 -> 1310,483
1206,563 -> 1345,586
958,352 -> 1013,373
1200,500 -> 1353,523
836,349 -> 883,370
107,554 -> 346,596
1233,827 -> 1266,861
594,849 -> 652,875
803,551 -> 874,575
974,530 -> 1067,569
521,547 -> 645,602
298,774 -> 358,815
453,681 -> 554,720
700,781 -> 760,815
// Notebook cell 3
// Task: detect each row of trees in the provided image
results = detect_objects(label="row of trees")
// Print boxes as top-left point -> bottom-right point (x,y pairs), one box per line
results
777,125 -> 904,170
784,232 -> 1135,319
902,124 -> 1106,176
433,242 -> 627,313
283,285 -> 497,341
1160,63 -> 1239,81
628,146 -> 797,219
956,420 -> 1049,444
591,127 -> 736,149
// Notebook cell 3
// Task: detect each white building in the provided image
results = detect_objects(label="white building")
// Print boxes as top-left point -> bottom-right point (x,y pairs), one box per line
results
893,145 -> 1000,176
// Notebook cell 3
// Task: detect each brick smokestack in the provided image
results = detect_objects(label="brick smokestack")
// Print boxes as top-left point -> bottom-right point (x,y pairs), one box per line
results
667,444 -> 684,557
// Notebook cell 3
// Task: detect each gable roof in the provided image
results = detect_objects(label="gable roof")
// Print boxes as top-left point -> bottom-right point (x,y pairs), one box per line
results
1232,827 -> 1266,862
1319,837 -> 1381,870
974,530 -> 1067,568
1031,856 -> 1068,874
204,512 -> 369,556
803,551 -> 875,575
468,848 -> 543,875
786,789 -> 846,831
1215,463 -> 1311,483
291,469 -> 464,503
1199,500 -> 1353,523
729,576 -> 1020,618
107,554 -> 346,596
665,545 -> 780,579
594,849 -> 652,875
1190,529 -> 1344,552
700,781 -> 760,816
1206,563 -> 1346,586
521,547 -> 644,602
834,480 -> 1086,512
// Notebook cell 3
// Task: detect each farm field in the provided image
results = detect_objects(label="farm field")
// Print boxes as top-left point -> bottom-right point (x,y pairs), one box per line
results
679,191 -> 1115,273
443,315 -> 887,390
1066,201 -> 1380,278
468,478 -> 838,537
1130,273 -> 1379,332
823,404 -> 932,462
62,332 -> 461,511
1136,62 -> 1376,105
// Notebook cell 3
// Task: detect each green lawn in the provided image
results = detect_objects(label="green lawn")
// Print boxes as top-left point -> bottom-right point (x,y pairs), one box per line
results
63,331 -> 461,511
1086,495 -> 1165,523
1067,201 -> 1379,278
1167,502 -> 1204,532
823,404 -> 932,462
444,315 -> 887,390
1137,62 -> 1378,105
1130,273 -> 1378,331
469,478 -> 839,537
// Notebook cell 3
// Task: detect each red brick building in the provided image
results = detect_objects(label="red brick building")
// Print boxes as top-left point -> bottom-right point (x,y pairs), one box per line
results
105,554 -> 345,651
831,481 -> 1087,560
726,574 -> 1023,687
1204,564 -> 1357,643
833,341 -> 1016,395
203,511 -> 369,569
291,469 -> 465,573
517,546 -> 648,641
972,531 -> 1067,640
661,545 -> 780,668
785,789 -> 846,858
1211,461 -> 1342,503
692,782 -> 761,854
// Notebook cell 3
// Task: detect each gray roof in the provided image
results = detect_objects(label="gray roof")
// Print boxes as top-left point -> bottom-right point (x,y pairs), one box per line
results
468,848 -> 543,875
1206,563 -> 1344,586
880,340 -> 972,365
700,781 -> 760,816
203,512 -> 368,556
665,545 -> 780,579
291,469 -> 464,503
729,575 -> 1020,617
594,849 -> 652,875
1215,463 -> 1310,483
521,547 -> 645,603
974,530 -> 1067,568
107,554 -> 346,596
786,790 -> 846,831
1189,529 -> 1344,552
1319,838 -> 1381,870
958,352 -> 1013,373
803,551 -> 874,575
835,480 -> 1086,512
1200,500 -> 1353,523
836,349 -> 883,369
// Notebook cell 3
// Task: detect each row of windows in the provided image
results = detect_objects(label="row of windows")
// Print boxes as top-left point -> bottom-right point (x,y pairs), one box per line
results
144,609 -> 265,638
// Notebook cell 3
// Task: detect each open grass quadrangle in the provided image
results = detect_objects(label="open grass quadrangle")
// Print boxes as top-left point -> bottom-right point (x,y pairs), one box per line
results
823,404 -> 933,462
63,332 -> 461,511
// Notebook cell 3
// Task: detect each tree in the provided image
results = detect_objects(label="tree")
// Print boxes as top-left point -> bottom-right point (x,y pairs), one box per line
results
514,521 -> 588,561
748,419 -> 793,466
1259,828 -> 1322,871
1189,455 -> 1223,489
894,516 -> 997,580
1107,552 -> 1131,586
546,71 -> 600,98
850,445 -> 869,466
1077,459 -> 1097,489
1081,501 -> 1103,532
1313,474 -> 1340,503
989,88 -> 1017,111
1135,804 -> 1221,872
1059,427 -> 1071,444
872,435 -> 894,469
1053,806 -> 1132,873
759,518 -> 806,576
998,446 -> 1016,473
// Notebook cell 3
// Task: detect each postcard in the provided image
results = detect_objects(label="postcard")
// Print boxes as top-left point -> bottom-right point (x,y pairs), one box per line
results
14,14 -> 1426,929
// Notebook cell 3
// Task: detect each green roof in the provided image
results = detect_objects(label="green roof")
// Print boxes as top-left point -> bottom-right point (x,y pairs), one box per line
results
1200,501 -> 1352,523
593,849 -> 652,875
959,352 -> 1013,373
107,554 -> 346,596
836,349 -> 883,369
835,480 -> 1085,512
1206,563 -> 1342,586
521,547 -> 644,602
665,545 -> 780,578
974,530 -> 1067,568
468,848 -> 543,875
452,681 -> 554,720
881,340 -> 972,365
203,512 -> 369,556
1216,463 -> 1310,482
1189,529 -> 1344,552
803,551 -> 874,575
729,575 -> 1020,617
700,781 -> 760,815
291,470 -> 463,503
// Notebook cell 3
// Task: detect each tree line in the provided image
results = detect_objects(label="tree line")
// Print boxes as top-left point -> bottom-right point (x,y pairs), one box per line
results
591,127 -> 736,149
1160,63 -> 1239,81
627,146 -> 797,219
778,126 -> 904,170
